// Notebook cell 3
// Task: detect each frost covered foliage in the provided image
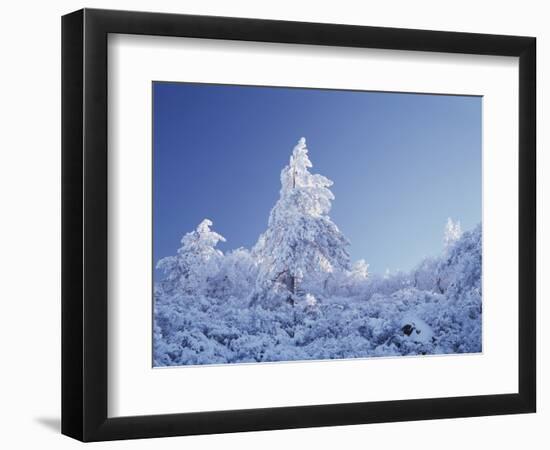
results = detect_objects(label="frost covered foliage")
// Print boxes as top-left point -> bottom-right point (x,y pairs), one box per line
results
252,137 -> 350,305
154,138 -> 482,366
156,219 -> 226,297
444,217 -> 462,250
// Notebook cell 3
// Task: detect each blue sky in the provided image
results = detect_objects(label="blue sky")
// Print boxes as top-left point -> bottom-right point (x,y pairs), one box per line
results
153,82 -> 481,279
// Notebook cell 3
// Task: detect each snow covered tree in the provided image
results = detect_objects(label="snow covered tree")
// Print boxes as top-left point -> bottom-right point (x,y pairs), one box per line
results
253,137 -> 350,301
444,217 -> 462,250
351,259 -> 369,280
156,219 -> 226,296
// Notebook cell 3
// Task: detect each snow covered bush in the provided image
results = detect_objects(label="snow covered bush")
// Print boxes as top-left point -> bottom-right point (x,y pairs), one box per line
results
153,138 -> 482,366
208,247 -> 257,300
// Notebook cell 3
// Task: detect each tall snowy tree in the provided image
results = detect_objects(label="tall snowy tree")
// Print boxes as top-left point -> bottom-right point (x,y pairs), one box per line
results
253,137 -> 350,301
444,217 -> 462,250
156,218 -> 226,296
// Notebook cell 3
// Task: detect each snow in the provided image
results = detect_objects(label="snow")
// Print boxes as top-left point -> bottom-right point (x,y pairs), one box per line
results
401,315 -> 434,344
154,138 -> 482,366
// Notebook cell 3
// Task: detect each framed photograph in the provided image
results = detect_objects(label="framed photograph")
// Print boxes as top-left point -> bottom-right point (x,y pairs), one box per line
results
61,8 -> 536,442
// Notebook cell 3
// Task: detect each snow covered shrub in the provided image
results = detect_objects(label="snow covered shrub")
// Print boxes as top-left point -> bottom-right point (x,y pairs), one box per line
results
209,247 -> 257,300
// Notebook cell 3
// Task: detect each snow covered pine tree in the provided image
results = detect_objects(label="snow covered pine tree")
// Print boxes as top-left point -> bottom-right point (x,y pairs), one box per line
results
156,219 -> 226,296
252,138 -> 350,306
444,217 -> 462,251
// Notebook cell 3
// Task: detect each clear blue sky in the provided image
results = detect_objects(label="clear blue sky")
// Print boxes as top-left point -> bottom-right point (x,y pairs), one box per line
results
153,82 -> 481,279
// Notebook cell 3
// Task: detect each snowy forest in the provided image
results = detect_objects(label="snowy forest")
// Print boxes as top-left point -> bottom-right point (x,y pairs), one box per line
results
154,138 -> 482,366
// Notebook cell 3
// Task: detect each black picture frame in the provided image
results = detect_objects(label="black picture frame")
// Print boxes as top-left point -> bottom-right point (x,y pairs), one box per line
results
61,8 -> 536,442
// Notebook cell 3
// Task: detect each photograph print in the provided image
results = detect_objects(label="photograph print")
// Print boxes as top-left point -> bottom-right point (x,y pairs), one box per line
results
153,82 -> 482,367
